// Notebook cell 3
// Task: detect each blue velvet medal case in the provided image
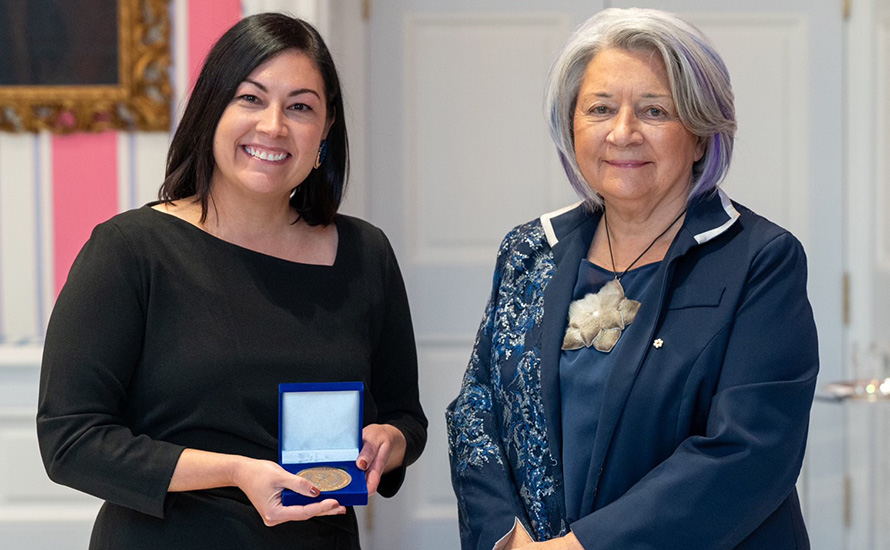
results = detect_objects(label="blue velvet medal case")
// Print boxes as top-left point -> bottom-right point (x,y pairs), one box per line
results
278,382 -> 368,506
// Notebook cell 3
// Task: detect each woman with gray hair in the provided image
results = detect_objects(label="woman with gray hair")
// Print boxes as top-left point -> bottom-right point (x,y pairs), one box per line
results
447,8 -> 817,550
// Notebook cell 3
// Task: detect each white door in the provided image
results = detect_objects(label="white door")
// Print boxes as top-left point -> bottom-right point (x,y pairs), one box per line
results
846,0 -> 890,548
362,1 -> 845,549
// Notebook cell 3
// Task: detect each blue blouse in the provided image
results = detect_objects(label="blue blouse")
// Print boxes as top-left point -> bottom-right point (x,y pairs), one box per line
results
559,259 -> 658,522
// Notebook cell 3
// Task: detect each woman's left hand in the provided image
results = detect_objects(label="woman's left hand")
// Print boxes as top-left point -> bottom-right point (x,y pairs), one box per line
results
514,533 -> 583,550
356,424 -> 406,495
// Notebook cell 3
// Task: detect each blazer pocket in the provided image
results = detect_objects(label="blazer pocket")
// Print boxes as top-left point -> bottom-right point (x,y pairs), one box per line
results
667,285 -> 725,309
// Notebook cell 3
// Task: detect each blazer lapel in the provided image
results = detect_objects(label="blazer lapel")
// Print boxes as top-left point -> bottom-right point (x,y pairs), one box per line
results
538,210 -> 599,472
578,223 -> 699,514
577,191 -> 738,513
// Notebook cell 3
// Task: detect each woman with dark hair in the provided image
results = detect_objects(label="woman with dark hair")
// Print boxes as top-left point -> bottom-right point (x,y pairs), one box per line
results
447,8 -> 817,550
37,13 -> 426,550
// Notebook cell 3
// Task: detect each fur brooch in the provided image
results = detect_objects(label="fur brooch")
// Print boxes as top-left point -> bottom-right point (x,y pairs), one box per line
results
562,279 -> 641,353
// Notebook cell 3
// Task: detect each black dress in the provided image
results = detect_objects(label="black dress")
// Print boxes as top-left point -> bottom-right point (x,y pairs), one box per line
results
37,206 -> 427,549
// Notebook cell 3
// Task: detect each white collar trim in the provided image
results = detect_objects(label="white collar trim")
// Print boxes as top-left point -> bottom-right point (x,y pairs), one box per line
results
539,190 -> 738,249
692,189 -> 739,244
540,201 -> 583,248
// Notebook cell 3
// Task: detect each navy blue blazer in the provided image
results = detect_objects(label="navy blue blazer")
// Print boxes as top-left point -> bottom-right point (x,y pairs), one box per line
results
447,190 -> 818,549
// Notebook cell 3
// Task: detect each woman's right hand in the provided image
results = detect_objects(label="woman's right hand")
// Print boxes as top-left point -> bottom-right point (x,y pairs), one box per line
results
169,449 -> 346,526
232,457 -> 347,526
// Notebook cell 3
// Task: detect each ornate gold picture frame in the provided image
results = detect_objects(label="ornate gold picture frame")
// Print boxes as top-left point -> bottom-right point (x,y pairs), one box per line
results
0,0 -> 171,133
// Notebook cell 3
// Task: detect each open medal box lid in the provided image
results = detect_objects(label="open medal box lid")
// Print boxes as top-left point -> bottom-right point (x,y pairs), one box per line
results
278,382 -> 368,506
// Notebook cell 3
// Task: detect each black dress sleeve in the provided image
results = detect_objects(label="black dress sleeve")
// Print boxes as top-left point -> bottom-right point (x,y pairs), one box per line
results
36,221 -> 184,518
367,230 -> 428,497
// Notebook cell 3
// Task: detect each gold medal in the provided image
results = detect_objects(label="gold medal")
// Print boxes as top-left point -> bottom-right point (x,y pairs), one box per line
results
296,466 -> 352,492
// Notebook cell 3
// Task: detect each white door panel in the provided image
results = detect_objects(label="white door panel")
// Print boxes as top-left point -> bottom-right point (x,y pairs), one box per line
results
847,0 -> 890,548
0,348 -> 103,550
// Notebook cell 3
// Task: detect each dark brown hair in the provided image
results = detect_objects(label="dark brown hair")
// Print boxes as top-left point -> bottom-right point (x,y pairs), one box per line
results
160,13 -> 348,225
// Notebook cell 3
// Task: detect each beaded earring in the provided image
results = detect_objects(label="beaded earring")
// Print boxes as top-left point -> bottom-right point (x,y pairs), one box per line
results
314,140 -> 327,169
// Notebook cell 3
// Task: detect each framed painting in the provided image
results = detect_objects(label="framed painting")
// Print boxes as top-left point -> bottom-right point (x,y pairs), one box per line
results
0,0 -> 171,133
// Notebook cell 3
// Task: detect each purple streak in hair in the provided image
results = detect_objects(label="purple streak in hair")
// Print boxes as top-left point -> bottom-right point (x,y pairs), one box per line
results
691,134 -> 724,198
559,151 -> 589,199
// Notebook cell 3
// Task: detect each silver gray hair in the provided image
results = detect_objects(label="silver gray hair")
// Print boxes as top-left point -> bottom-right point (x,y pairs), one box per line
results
545,8 -> 737,208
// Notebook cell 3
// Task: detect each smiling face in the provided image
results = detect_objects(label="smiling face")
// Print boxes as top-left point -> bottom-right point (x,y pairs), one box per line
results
210,49 -> 332,203
572,47 -> 704,211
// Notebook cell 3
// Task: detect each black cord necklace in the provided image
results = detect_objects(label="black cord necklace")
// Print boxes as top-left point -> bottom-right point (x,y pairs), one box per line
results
604,207 -> 687,282
561,207 -> 687,353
